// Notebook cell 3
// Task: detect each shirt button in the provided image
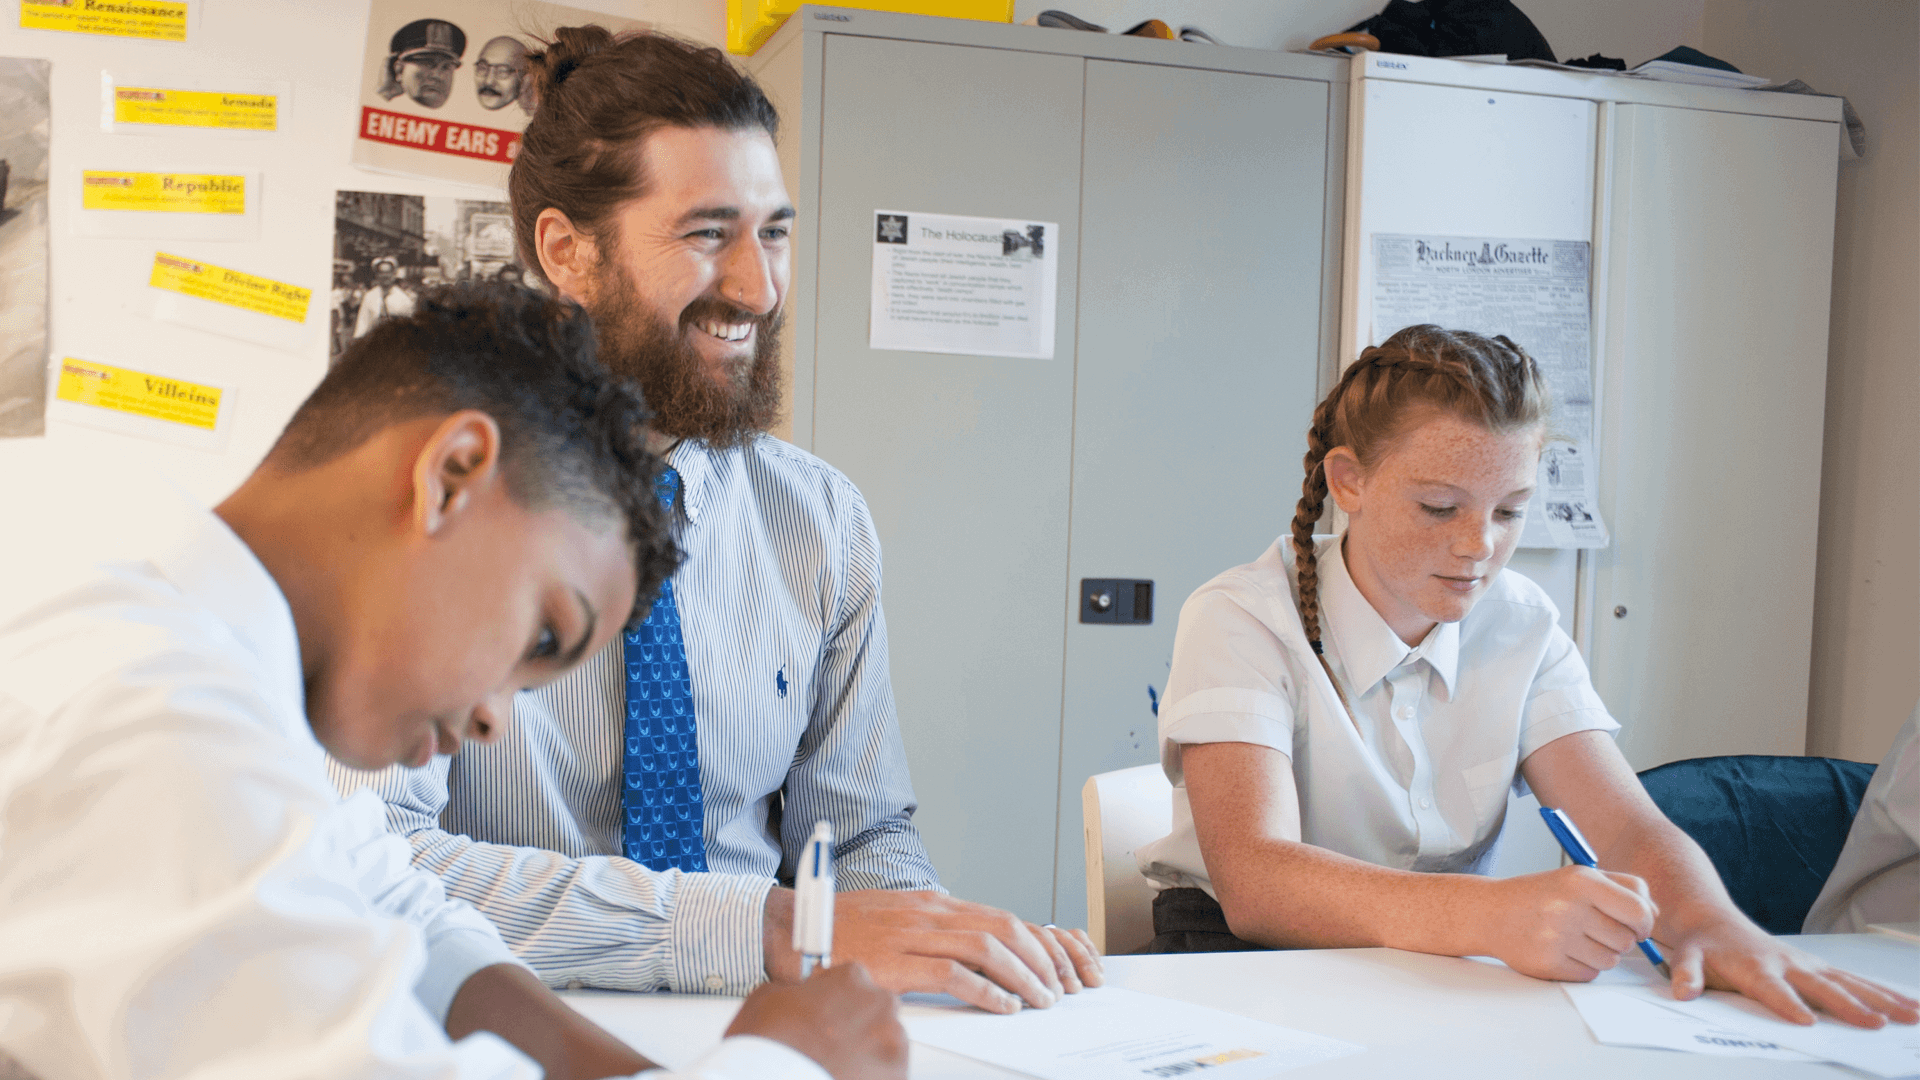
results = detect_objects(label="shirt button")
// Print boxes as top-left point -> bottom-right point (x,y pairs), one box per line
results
566,979 -> 584,991
1419,797 -> 1431,809
705,974 -> 726,992
1398,706 -> 1414,720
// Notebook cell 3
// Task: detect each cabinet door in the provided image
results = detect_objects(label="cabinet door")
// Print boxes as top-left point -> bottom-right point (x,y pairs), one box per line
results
1051,61 -> 1333,926
1592,104 -> 1837,768
810,35 -> 1085,920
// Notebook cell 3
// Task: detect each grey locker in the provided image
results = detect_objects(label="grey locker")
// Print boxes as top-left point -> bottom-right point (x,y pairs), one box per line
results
753,7 -> 1345,924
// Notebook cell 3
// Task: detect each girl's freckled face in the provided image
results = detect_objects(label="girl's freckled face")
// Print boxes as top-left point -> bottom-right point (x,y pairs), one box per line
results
1328,411 -> 1543,646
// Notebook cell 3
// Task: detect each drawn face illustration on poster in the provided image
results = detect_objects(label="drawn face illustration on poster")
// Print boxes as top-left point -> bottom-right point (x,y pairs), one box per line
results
354,0 -> 645,188
474,36 -> 531,112
0,58 -> 50,438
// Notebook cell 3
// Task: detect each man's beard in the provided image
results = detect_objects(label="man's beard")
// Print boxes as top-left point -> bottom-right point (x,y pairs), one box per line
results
586,264 -> 784,450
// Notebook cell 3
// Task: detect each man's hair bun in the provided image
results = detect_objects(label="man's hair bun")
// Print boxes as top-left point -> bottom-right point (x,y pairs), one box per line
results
528,24 -> 616,103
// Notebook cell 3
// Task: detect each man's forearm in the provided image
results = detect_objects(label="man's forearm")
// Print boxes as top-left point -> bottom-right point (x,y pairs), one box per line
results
447,963 -> 653,1080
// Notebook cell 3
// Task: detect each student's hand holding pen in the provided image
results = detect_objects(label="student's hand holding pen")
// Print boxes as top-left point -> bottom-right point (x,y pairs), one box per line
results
1477,864 -> 1660,982
727,963 -> 908,1080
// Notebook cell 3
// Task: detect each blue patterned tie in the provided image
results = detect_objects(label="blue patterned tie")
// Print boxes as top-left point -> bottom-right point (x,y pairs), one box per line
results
622,466 -> 708,872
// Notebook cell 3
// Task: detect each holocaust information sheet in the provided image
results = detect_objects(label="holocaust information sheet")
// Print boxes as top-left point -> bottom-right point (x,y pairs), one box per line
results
870,209 -> 1058,360
1371,234 -> 1608,549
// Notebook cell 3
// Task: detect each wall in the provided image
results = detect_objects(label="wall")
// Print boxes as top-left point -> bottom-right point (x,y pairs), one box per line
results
0,0 -> 720,511
1703,0 -> 1920,764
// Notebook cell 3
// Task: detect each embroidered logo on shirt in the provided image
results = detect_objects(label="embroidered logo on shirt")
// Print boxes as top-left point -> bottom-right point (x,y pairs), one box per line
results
776,665 -> 789,699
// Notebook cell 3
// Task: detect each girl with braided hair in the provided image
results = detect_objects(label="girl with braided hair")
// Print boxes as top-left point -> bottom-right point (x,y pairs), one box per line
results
1133,325 -> 1916,1030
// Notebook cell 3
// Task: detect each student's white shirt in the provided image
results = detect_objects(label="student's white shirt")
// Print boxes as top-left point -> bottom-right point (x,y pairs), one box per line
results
0,464 -> 824,1080
1803,700 -> 1920,934
1137,534 -> 1619,895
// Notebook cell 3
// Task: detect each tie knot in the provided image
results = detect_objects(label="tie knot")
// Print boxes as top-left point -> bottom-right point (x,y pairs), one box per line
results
654,466 -> 680,511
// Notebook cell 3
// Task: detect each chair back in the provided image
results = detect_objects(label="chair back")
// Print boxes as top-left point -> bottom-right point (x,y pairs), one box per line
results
1638,754 -> 1875,935
1081,764 -> 1173,955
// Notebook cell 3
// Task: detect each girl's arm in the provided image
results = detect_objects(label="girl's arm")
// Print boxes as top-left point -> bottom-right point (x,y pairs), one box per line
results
1522,730 -> 1918,1028
1183,739 -> 1659,978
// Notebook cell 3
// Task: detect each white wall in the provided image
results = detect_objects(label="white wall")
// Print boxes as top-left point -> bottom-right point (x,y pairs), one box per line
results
0,0 -> 721,510
1703,0 -> 1920,764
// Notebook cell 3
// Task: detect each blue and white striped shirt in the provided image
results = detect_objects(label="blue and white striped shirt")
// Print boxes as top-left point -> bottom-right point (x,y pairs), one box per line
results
330,435 -> 940,996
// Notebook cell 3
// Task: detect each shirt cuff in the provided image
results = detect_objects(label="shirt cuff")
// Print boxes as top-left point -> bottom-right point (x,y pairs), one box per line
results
668,872 -> 776,996
635,1035 -> 832,1080
417,925 -> 530,1023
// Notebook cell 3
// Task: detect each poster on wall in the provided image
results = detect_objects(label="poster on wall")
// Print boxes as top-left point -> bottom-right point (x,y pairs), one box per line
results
1370,234 -> 1609,549
351,0 -> 646,189
0,57 -> 49,439
331,190 -> 535,363
869,209 -> 1060,360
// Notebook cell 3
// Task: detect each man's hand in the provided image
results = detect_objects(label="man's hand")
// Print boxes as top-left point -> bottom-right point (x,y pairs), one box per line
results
765,889 -> 1105,1014
1661,908 -> 1920,1029
726,963 -> 908,1080
1481,865 -> 1658,982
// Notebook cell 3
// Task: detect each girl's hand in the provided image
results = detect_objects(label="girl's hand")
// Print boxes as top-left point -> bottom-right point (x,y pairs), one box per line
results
1662,911 -> 1920,1029
1483,865 -> 1658,981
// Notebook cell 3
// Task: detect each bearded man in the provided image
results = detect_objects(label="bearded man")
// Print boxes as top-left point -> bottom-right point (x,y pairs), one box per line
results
331,26 -> 1103,1015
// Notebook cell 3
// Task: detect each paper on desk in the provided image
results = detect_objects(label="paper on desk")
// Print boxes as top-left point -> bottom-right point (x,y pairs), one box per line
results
1563,979 -> 1817,1062
1583,962 -> 1920,1077
902,986 -> 1361,1080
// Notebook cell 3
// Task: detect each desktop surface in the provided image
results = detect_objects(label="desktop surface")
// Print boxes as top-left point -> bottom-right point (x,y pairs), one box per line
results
562,933 -> 1918,1078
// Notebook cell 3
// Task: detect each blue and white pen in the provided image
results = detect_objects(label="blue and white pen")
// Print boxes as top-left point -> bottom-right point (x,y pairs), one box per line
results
794,820 -> 835,978
1538,806 -> 1671,979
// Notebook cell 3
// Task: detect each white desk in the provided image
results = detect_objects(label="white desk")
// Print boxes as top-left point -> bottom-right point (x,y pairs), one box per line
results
563,934 -> 1919,1078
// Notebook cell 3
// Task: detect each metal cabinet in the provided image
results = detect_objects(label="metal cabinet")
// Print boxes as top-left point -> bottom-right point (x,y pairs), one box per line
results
752,7 -> 1344,924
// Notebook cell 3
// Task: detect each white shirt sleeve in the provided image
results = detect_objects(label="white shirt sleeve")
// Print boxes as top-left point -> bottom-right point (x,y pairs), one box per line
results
1157,583 -> 1298,783
634,1035 -> 834,1080
1517,621 -> 1619,761
0,641 -> 532,1079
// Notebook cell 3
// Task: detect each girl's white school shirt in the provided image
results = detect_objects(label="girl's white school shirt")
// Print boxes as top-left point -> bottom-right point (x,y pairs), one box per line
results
1136,534 -> 1620,897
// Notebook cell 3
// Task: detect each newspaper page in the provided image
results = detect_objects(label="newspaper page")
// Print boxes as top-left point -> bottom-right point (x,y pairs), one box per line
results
352,0 -> 646,189
1371,234 -> 1608,548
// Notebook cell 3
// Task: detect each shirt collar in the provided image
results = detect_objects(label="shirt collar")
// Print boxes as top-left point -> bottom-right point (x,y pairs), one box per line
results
1319,534 -> 1460,700
664,438 -> 718,527
146,486 -> 306,719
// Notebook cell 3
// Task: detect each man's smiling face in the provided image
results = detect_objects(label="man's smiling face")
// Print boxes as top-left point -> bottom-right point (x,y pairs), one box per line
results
580,125 -> 794,446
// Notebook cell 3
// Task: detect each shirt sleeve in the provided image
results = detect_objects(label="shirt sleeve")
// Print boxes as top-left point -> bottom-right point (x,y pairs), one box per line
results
1517,622 -> 1620,762
636,1036 -> 833,1080
329,756 -> 775,996
1156,584 -> 1299,785
778,479 -> 942,893
0,649 -> 539,1079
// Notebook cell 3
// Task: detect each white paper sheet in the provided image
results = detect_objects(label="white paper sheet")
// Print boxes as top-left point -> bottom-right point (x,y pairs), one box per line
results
1370,234 -> 1607,549
902,986 -> 1361,1080
870,209 -> 1058,360
1577,961 -> 1920,1077
1563,979 -> 1816,1062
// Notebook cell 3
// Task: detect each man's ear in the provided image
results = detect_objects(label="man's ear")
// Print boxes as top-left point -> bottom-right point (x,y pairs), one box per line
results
413,410 -> 504,537
1322,446 -> 1365,516
534,207 -> 598,305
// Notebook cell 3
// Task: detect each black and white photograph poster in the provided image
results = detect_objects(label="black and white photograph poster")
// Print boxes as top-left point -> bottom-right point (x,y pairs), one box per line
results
0,58 -> 49,438
331,190 -> 535,362
869,209 -> 1059,360
352,0 -> 646,188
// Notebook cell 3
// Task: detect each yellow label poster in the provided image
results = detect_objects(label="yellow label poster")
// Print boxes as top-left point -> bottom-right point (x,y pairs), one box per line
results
56,358 -> 222,430
114,87 -> 276,131
20,0 -> 188,42
150,253 -> 311,323
82,172 -> 245,214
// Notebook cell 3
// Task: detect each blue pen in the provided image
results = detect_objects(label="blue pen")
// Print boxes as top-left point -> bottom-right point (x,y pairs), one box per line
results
1538,806 -> 1671,979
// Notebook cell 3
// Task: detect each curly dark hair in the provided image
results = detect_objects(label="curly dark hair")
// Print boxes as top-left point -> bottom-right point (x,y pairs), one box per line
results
268,282 -> 679,626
